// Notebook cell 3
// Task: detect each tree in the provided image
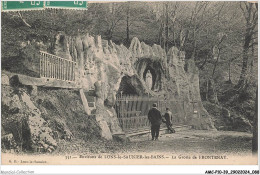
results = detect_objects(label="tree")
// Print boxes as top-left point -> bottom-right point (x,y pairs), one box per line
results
105,3 -> 126,40
91,3 -> 126,41
125,2 -> 130,45
236,2 -> 258,91
123,2 -> 142,46
149,2 -> 179,52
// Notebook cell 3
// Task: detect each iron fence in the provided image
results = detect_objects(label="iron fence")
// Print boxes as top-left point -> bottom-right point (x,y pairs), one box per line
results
115,95 -> 185,132
39,51 -> 76,81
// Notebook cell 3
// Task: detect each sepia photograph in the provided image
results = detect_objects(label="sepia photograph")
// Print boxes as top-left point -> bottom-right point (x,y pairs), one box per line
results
1,0 -> 258,170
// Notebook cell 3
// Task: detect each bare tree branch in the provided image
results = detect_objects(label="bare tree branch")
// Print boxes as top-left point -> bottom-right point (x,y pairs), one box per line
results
10,12 -> 32,28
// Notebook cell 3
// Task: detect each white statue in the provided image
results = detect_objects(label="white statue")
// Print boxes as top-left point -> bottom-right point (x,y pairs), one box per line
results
145,70 -> 153,90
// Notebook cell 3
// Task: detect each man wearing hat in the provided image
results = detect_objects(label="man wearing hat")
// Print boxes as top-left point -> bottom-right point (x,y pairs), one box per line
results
148,103 -> 162,140
163,107 -> 175,133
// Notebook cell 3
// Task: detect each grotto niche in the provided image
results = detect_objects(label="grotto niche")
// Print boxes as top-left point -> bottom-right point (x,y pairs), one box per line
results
117,57 -> 165,97
135,58 -> 164,93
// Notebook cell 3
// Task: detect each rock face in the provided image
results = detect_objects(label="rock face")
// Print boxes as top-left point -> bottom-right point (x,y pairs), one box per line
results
50,33 -> 215,134
1,85 -> 57,152
1,83 -> 101,152
2,74 -> 10,85
203,102 -> 252,132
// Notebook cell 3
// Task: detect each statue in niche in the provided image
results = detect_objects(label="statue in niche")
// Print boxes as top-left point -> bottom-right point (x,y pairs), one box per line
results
145,70 -> 153,90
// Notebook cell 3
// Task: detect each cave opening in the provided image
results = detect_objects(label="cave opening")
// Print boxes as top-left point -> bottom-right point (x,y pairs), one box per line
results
117,75 -> 139,96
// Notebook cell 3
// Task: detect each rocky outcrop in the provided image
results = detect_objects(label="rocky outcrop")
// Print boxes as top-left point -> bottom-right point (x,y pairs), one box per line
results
1,78 -> 102,152
164,46 -> 215,129
129,37 -> 167,61
1,84 -> 57,152
49,33 -> 216,134
203,102 -> 252,132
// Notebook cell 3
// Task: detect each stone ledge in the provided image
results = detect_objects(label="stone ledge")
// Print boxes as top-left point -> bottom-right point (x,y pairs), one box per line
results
10,74 -> 79,89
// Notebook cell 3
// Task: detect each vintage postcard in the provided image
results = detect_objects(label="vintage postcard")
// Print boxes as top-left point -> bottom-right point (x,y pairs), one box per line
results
0,0 -> 259,173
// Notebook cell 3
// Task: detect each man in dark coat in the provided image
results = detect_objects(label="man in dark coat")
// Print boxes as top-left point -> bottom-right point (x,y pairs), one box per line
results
148,103 -> 162,140
164,107 -> 175,133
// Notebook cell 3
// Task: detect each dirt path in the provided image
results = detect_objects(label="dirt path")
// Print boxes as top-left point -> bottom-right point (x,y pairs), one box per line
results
52,129 -> 252,156
123,129 -> 253,155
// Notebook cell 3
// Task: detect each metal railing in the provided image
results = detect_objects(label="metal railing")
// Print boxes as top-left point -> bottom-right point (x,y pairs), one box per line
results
115,95 -> 198,133
115,95 -> 166,132
39,51 -> 76,81
118,115 -> 150,132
